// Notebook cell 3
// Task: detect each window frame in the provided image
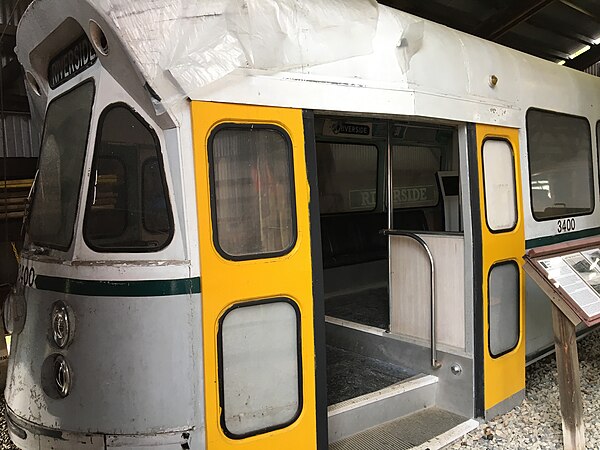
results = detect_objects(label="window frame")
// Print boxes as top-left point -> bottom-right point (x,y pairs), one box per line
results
216,297 -> 303,439
487,260 -> 521,358
28,78 -> 96,251
481,137 -> 518,234
526,107 -> 595,222
208,123 -> 298,261
83,102 -> 174,253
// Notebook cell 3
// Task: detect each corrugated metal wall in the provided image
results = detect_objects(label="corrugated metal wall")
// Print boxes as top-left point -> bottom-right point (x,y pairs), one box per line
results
0,0 -> 35,158
0,114 -> 33,157
585,62 -> 600,77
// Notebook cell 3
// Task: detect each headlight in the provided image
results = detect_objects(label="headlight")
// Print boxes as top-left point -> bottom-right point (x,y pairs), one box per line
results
3,290 -> 26,335
54,355 -> 71,398
51,301 -> 73,348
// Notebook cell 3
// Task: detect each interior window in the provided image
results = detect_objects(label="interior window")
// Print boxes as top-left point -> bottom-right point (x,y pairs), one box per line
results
527,109 -> 593,220
392,145 -> 442,209
316,143 -> 378,214
28,80 -> 95,250
84,104 -> 173,252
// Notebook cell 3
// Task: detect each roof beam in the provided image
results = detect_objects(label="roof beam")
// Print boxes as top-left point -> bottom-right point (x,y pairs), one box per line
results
526,16 -> 596,46
559,0 -> 600,23
378,0 -> 476,34
474,0 -> 556,41
499,34 -> 572,60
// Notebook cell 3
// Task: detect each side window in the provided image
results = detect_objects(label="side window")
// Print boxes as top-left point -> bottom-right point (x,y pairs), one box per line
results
527,109 -> 593,220
209,125 -> 296,259
84,104 -> 173,252
482,139 -> 517,232
316,143 -> 378,214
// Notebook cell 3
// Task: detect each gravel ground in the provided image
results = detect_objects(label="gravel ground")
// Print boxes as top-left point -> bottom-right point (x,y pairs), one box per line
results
449,328 -> 600,449
0,398 -> 16,450
1,331 -> 599,449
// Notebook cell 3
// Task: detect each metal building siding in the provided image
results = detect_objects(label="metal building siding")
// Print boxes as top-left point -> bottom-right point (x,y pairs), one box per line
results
0,114 -> 33,157
0,0 -> 36,157
0,0 -> 32,67
585,62 -> 600,77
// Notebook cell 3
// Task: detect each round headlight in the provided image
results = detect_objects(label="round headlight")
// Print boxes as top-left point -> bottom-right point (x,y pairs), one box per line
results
54,355 -> 71,398
3,290 -> 26,335
51,302 -> 73,348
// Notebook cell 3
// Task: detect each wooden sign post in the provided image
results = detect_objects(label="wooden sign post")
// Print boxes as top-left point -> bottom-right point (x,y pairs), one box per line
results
551,304 -> 585,450
522,237 -> 600,450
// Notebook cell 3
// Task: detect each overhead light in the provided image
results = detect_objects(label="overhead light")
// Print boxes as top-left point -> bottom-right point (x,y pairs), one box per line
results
569,45 -> 591,59
557,60 -> 566,65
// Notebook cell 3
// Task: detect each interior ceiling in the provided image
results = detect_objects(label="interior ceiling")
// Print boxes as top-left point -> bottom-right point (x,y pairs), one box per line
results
2,0 -> 600,114
381,0 -> 600,70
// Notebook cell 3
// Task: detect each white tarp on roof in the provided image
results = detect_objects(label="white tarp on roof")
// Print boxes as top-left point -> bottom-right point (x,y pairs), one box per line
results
92,0 -> 379,103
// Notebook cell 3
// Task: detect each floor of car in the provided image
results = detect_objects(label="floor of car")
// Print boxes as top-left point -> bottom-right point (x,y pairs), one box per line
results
326,344 -> 417,406
324,286 -> 388,329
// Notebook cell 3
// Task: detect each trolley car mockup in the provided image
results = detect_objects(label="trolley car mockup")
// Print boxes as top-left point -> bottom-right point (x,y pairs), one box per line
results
5,0 -> 600,448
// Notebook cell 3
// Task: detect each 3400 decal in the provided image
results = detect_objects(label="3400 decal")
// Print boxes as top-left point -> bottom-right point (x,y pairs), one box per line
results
17,264 -> 35,288
557,218 -> 576,234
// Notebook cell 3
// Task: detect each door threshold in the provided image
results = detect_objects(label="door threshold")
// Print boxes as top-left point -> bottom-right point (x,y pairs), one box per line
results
325,315 -> 387,336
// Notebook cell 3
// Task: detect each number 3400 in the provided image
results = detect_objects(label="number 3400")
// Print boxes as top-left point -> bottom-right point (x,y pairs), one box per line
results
557,218 -> 576,233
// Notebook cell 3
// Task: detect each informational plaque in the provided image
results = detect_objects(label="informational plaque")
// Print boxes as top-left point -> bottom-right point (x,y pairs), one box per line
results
524,237 -> 600,327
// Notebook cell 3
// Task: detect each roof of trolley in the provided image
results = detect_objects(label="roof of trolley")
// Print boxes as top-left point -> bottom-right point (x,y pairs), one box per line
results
15,0 -> 600,128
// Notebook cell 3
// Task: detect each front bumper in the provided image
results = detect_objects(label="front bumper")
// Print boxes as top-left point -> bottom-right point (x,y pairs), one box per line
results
6,408 -> 193,449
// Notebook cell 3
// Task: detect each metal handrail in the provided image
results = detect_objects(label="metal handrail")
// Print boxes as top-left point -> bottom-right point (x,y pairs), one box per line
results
383,229 -> 442,370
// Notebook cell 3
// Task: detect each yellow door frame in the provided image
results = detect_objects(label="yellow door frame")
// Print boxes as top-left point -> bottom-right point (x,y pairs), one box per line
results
191,102 -> 322,450
475,124 -> 526,415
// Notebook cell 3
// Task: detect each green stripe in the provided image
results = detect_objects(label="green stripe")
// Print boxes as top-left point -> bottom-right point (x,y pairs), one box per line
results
526,227 -> 600,249
34,276 -> 201,297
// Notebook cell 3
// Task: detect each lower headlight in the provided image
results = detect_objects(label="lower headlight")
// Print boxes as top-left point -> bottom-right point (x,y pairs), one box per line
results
51,302 -> 72,348
54,355 -> 71,398
3,290 -> 26,335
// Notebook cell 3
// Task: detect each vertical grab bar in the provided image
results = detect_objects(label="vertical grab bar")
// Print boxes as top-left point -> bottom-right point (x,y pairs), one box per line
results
386,123 -> 393,333
383,229 -> 442,369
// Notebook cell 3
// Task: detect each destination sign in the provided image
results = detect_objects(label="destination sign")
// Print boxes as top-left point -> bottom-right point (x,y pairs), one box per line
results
48,35 -> 97,89
323,119 -> 372,138
349,185 -> 438,210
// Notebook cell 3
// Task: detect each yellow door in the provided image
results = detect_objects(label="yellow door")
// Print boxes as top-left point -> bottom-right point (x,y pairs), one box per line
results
191,102 -> 324,450
475,125 -> 526,415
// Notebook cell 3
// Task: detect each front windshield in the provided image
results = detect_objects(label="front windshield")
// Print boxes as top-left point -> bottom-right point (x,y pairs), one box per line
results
28,80 -> 95,250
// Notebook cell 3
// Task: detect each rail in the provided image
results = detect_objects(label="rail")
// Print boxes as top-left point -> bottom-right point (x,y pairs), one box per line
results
382,229 -> 442,369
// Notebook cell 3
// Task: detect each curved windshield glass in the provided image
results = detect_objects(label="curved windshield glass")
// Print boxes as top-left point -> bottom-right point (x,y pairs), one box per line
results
28,80 -> 95,250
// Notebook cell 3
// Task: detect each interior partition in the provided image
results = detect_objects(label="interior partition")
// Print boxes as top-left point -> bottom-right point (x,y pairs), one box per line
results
390,233 -> 465,352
